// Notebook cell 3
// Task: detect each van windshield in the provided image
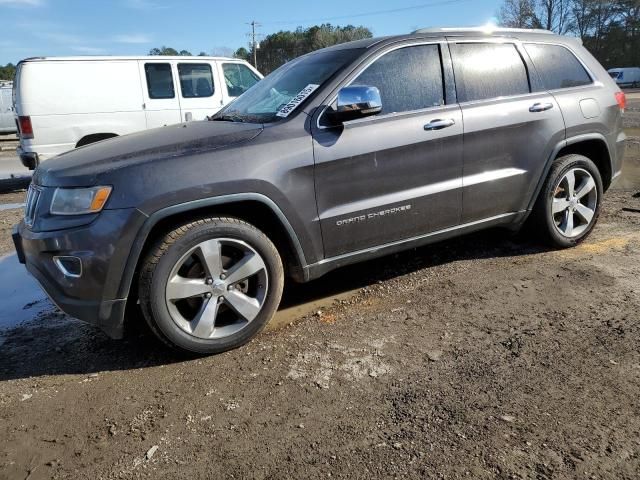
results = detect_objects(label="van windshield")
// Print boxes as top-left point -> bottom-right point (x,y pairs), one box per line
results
211,48 -> 363,124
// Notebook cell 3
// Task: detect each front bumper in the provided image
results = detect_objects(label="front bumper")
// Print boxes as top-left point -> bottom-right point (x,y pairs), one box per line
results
12,208 -> 147,339
17,146 -> 38,170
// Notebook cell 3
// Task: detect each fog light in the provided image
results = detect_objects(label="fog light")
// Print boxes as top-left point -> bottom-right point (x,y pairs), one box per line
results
53,256 -> 82,278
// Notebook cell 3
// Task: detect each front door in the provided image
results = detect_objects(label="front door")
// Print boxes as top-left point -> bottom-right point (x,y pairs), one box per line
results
448,40 -> 566,223
139,61 -> 182,128
313,43 -> 463,258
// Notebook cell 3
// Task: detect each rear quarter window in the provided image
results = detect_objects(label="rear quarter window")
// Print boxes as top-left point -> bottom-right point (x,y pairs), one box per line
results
451,43 -> 530,103
524,43 -> 592,90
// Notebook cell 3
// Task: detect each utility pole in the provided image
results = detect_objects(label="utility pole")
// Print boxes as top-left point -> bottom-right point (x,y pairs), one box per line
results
246,20 -> 262,68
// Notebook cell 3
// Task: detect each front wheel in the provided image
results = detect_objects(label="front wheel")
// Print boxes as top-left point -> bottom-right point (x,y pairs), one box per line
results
530,154 -> 603,248
139,217 -> 284,354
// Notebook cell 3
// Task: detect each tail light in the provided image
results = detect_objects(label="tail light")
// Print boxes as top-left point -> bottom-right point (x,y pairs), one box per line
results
18,116 -> 33,139
615,91 -> 626,112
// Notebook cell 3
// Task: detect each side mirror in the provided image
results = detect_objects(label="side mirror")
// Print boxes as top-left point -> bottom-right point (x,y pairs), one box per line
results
333,85 -> 382,123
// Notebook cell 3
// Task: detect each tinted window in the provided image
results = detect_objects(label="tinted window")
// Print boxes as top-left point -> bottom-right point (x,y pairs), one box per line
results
524,44 -> 592,90
451,43 -> 530,102
178,63 -> 214,98
144,63 -> 175,99
352,44 -> 444,115
223,63 -> 260,97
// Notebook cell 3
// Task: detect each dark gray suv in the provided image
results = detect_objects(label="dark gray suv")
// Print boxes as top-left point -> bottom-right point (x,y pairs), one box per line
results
13,28 -> 626,354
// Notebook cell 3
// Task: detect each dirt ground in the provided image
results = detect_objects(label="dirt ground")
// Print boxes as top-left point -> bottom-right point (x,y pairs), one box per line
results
0,103 -> 639,479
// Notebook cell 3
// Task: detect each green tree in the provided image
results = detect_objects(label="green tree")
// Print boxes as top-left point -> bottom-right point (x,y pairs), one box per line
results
0,63 -> 16,81
247,24 -> 373,74
233,47 -> 250,61
148,46 -> 192,56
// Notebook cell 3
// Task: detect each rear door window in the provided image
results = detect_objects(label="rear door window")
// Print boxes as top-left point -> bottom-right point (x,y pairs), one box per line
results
524,44 -> 592,90
351,44 -> 445,115
450,43 -> 530,102
178,63 -> 214,98
144,63 -> 175,99
222,63 -> 260,97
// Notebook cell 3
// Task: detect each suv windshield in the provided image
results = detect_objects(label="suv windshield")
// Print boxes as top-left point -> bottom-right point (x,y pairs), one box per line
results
212,48 -> 364,124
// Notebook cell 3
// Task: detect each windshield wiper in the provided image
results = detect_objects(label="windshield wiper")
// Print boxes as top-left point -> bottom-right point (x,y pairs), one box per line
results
210,112 -> 245,123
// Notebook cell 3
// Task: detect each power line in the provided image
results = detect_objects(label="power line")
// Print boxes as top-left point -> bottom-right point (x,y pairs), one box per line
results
261,0 -> 473,27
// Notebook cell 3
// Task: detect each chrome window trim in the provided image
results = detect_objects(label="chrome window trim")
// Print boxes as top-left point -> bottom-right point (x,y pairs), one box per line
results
316,40 -> 446,130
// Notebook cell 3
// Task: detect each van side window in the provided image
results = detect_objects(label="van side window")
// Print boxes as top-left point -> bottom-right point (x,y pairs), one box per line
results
524,43 -> 592,90
451,43 -> 530,102
222,63 -> 260,97
144,63 -> 175,99
178,63 -> 214,98
351,44 -> 445,115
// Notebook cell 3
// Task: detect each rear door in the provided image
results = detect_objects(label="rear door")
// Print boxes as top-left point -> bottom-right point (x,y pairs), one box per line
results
449,39 -> 566,223
313,41 -> 463,258
176,60 -> 224,121
139,61 -> 182,128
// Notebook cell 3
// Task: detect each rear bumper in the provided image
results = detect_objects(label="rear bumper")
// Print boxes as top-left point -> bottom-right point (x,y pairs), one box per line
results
17,146 -> 38,170
12,208 -> 147,339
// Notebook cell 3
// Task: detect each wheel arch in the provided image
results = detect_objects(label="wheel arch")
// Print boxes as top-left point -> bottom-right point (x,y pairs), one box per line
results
76,132 -> 119,148
526,133 -> 613,214
117,194 -> 309,308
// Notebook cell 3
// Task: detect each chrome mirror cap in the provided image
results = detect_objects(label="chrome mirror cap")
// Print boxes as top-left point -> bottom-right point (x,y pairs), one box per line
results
335,85 -> 382,122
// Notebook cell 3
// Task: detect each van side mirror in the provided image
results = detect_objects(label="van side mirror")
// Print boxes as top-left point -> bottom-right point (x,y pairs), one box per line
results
332,85 -> 382,123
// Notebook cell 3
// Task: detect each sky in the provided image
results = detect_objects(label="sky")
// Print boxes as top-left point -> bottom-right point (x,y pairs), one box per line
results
0,0 -> 503,65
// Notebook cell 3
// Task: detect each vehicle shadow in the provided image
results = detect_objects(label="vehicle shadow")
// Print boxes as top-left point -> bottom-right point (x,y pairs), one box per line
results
0,228 -> 549,381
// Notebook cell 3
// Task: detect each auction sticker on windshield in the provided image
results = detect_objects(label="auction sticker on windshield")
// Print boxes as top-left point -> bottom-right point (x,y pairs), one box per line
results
276,84 -> 320,118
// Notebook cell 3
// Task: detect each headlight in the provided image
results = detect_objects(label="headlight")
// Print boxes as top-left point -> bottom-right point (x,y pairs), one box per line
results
50,186 -> 112,215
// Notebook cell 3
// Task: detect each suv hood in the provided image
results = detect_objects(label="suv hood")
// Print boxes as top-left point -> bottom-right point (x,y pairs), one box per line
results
33,121 -> 263,187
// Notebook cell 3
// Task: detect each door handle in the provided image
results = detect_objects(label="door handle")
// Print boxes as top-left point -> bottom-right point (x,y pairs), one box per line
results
529,102 -> 554,113
424,119 -> 456,131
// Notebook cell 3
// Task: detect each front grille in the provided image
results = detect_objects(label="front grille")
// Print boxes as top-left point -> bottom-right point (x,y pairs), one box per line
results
24,185 -> 42,227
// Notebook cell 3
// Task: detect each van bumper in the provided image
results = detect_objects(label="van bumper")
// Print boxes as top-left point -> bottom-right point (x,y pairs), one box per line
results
17,146 -> 39,170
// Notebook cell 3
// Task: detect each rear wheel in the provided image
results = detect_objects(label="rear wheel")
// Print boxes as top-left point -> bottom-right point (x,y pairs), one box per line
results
139,217 -> 284,354
530,154 -> 603,248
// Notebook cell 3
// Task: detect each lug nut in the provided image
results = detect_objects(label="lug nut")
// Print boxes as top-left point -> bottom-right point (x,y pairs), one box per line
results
206,278 -> 213,285
218,296 -> 224,303
220,274 -> 226,280
205,293 -> 212,299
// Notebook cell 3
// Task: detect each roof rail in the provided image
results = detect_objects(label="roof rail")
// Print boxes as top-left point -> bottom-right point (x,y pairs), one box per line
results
412,26 -> 554,35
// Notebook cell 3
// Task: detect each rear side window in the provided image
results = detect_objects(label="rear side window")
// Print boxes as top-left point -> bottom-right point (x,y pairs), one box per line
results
351,44 -> 444,115
222,63 -> 260,97
144,63 -> 175,99
178,63 -> 214,98
451,43 -> 530,102
524,44 -> 592,90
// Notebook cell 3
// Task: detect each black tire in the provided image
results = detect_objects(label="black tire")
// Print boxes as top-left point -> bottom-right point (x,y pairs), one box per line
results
530,154 -> 603,248
138,217 -> 284,355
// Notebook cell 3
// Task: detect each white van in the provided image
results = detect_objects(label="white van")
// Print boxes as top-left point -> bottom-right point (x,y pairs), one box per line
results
13,56 -> 262,168
0,81 -> 16,135
608,67 -> 640,88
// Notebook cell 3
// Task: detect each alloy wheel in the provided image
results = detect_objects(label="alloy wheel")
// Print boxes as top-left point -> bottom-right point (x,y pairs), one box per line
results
165,238 -> 268,339
551,168 -> 598,238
